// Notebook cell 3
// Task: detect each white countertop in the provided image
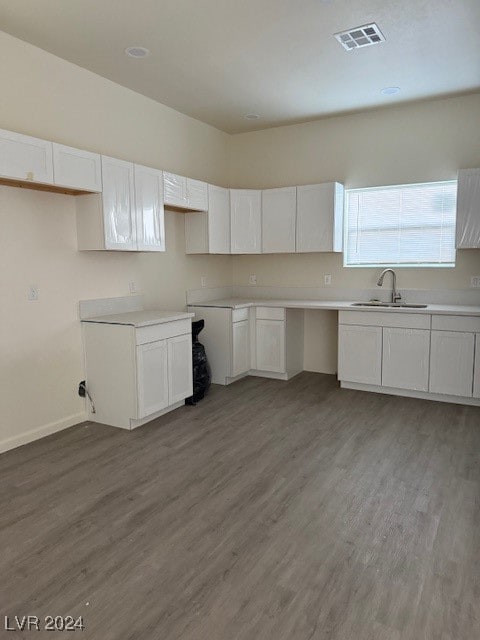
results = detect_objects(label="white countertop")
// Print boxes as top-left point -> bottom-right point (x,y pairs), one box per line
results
82,309 -> 194,327
188,298 -> 480,316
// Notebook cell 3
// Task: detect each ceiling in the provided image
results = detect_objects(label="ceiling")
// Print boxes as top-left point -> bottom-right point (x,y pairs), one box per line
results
1,0 -> 479,133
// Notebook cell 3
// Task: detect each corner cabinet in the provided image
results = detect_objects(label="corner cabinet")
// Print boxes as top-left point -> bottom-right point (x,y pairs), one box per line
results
262,186 -> 297,253
76,156 -> 165,251
230,189 -> 262,254
456,168 -> 480,248
185,184 -> 230,254
82,316 -> 193,429
164,172 -> 208,211
296,182 -> 344,252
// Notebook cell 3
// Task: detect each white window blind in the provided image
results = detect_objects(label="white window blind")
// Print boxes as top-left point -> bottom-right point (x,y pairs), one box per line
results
345,181 -> 457,267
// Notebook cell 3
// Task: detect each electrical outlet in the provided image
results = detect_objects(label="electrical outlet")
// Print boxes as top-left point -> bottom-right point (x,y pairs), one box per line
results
249,274 -> 257,285
470,276 -> 480,288
129,281 -> 137,294
324,274 -> 332,286
200,275 -> 207,288
27,285 -> 39,301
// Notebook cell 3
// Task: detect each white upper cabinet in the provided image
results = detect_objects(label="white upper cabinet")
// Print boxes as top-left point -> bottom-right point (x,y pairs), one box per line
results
164,172 -> 208,211
134,164 -> 165,252
163,172 -> 187,208
186,178 -> 208,211
456,168 -> 480,248
296,182 -> 344,252
262,186 -> 296,253
0,128 -> 53,184
208,184 -> 230,253
185,184 -> 230,254
230,189 -> 262,254
77,157 -> 166,252
52,143 -> 102,192
102,156 -> 137,250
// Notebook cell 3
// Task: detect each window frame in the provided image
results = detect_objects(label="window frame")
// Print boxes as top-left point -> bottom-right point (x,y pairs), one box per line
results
343,179 -> 457,269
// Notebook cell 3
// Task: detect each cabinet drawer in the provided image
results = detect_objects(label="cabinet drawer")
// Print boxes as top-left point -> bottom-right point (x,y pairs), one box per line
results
255,306 -> 285,321
232,308 -> 249,322
136,319 -> 191,345
431,315 -> 480,333
339,310 -> 430,329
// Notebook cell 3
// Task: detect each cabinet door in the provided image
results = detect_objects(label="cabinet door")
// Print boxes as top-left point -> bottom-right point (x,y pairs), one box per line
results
338,324 -> 382,385
167,334 -> 193,405
262,187 -> 296,253
474,334 -> 480,399
134,164 -> 165,251
296,182 -> 343,252
256,319 -> 286,373
382,328 -> 430,391
101,156 -> 136,250
52,143 -> 101,192
164,172 -> 187,208
136,340 -> 169,418
230,189 -> 262,254
187,178 -> 208,211
208,184 -> 230,253
0,128 -> 53,184
232,320 -> 250,376
430,330 -> 474,397
456,169 -> 480,249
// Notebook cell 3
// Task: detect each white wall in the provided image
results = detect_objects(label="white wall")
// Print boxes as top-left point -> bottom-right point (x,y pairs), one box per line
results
0,32 -> 231,451
229,93 -> 480,372
1,30 -> 479,451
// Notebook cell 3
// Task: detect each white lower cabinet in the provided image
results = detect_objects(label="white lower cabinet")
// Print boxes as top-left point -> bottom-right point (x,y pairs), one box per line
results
187,305 -> 303,384
137,340 -> 169,417
339,311 -> 479,404
338,324 -> 382,385
429,330 -> 474,397
232,319 -> 250,377
382,327 -> 430,391
82,317 -> 192,429
167,334 -> 194,404
255,319 -> 286,372
474,334 -> 480,398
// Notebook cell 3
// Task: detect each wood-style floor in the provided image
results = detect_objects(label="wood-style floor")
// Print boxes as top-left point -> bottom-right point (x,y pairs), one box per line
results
1,373 -> 480,640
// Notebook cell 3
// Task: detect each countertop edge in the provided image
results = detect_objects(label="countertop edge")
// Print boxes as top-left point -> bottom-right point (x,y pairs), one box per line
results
187,300 -> 480,316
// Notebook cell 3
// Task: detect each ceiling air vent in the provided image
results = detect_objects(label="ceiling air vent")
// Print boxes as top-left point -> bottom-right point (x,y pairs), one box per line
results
334,23 -> 385,51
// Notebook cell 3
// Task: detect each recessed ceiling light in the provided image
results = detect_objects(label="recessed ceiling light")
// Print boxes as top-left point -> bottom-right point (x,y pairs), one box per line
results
125,46 -> 150,58
244,113 -> 260,120
334,23 -> 385,50
381,86 -> 401,95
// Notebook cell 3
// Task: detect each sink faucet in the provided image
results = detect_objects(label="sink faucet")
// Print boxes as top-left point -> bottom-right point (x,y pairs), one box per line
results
377,269 -> 402,303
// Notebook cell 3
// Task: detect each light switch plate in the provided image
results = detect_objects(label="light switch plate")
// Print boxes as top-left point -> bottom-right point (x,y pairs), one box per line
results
471,276 -> 480,288
249,274 -> 257,285
27,285 -> 39,301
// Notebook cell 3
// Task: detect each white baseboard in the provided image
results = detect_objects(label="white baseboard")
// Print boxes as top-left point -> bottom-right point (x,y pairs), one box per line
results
0,411 -> 87,454
341,382 -> 480,407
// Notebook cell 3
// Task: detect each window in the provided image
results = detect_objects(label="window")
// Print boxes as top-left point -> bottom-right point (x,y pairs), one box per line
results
344,180 -> 457,267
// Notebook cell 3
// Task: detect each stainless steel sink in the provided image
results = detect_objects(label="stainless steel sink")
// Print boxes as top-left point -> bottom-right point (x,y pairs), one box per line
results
351,302 -> 428,309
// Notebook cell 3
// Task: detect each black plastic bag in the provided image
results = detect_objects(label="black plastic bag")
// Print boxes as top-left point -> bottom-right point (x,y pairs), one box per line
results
185,319 -> 211,405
